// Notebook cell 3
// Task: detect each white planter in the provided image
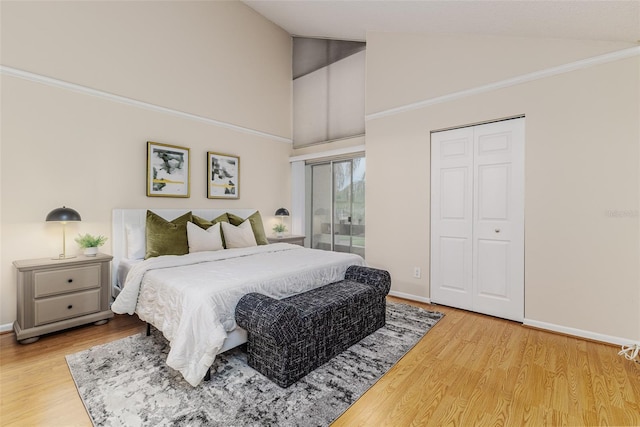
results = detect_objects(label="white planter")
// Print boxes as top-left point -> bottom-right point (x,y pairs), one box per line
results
84,247 -> 98,257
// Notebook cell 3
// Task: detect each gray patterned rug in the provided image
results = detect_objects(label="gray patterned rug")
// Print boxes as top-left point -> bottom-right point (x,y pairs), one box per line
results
66,302 -> 443,427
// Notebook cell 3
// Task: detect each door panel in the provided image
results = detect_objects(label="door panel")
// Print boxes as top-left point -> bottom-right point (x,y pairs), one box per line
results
473,119 -> 524,321
430,127 -> 473,310
333,160 -> 353,253
441,137 -> 468,158
477,163 -> 510,220
440,237 -> 468,291
431,118 -> 524,322
477,131 -> 511,155
476,239 -> 509,298
310,164 -> 332,251
440,168 -> 468,219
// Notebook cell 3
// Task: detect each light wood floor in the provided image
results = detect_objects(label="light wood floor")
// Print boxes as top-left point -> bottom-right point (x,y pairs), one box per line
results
1,297 -> 639,426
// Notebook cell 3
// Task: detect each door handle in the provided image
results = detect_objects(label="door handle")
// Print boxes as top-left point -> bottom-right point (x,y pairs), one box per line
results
495,228 -> 501,233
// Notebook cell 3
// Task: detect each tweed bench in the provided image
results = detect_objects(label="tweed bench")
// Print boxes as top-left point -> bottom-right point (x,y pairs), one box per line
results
235,265 -> 391,388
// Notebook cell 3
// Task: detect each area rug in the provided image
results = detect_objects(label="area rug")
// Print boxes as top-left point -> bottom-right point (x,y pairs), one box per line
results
66,302 -> 443,427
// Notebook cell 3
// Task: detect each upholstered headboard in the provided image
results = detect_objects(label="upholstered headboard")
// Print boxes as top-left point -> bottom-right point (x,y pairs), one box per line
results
111,208 -> 258,292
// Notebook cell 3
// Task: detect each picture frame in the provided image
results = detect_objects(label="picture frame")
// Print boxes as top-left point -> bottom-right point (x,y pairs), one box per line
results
146,141 -> 190,198
207,151 -> 240,199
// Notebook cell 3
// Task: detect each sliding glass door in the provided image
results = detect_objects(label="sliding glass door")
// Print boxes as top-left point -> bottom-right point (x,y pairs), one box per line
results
308,156 -> 365,257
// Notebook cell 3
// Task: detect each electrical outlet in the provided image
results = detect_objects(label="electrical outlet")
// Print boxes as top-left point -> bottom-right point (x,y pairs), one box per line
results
413,267 -> 421,279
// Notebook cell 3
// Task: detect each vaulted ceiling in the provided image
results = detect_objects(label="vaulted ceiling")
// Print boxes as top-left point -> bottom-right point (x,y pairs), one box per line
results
243,0 -> 640,44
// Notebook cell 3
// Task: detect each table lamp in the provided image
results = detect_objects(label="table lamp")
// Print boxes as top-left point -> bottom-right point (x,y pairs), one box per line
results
275,208 -> 290,218
46,206 -> 81,260
274,208 -> 289,236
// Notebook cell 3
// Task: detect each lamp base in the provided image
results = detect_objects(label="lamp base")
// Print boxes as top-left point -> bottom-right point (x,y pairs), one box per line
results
52,255 -> 77,261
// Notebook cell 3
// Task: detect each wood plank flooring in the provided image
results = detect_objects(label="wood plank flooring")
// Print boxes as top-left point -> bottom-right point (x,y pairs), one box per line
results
0,314 -> 145,426
1,297 -> 638,426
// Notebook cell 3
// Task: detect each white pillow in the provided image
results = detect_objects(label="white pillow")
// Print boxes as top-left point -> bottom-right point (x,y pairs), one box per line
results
221,220 -> 257,249
126,224 -> 145,259
187,221 -> 224,253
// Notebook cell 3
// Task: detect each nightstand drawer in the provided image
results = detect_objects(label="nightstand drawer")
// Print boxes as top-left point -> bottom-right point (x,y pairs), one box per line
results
34,265 -> 101,297
34,289 -> 101,326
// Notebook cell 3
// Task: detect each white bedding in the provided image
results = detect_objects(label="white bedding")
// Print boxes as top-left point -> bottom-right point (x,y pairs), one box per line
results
111,243 -> 365,386
115,258 -> 142,291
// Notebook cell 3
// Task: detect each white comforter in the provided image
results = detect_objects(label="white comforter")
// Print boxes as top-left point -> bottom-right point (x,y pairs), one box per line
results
111,243 -> 365,386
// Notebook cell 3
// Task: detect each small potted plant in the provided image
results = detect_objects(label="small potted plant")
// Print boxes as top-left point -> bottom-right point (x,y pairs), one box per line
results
75,233 -> 107,257
272,223 -> 287,238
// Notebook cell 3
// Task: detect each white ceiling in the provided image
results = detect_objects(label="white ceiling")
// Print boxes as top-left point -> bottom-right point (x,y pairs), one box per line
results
243,0 -> 640,44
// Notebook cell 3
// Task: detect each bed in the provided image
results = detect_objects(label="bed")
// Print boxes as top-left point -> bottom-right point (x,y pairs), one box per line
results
110,209 -> 365,386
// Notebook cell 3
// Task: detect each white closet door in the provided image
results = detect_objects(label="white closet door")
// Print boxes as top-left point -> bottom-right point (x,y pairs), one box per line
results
430,127 -> 474,310
472,119 -> 524,322
431,118 -> 524,322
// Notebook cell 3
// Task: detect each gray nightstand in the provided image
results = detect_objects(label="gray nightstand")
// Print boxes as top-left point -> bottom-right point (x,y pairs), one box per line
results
13,253 -> 114,343
267,234 -> 306,246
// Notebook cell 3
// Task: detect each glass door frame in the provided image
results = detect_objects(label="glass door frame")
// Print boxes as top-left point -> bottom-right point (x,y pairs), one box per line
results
309,155 -> 364,256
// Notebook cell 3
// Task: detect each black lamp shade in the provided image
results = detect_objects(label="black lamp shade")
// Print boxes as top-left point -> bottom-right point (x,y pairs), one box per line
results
275,208 -> 289,217
46,206 -> 81,222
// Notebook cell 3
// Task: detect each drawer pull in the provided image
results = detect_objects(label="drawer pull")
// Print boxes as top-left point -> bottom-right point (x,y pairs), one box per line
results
67,279 -> 73,283
67,305 -> 73,310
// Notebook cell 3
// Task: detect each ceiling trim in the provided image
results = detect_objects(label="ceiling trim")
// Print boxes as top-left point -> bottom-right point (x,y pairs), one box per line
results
0,65 -> 293,145
366,46 -> 640,122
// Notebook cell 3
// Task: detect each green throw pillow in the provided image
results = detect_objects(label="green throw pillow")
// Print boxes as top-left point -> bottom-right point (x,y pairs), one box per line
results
227,211 -> 268,245
145,210 -> 193,259
193,213 -> 229,247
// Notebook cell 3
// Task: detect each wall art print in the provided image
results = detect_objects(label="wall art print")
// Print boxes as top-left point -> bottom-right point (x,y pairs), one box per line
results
208,151 -> 239,199
146,141 -> 190,198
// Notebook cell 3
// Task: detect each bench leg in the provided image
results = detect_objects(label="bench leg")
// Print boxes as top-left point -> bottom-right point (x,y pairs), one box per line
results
146,323 -> 151,336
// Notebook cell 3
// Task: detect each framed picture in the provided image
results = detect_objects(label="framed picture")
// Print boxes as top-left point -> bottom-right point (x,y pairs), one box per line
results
207,151 -> 239,199
147,141 -> 190,197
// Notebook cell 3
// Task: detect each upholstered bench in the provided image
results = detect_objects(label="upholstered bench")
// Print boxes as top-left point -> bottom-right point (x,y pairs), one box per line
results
235,265 -> 391,388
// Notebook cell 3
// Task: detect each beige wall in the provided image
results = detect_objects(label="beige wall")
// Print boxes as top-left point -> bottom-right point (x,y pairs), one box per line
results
1,1 -> 291,136
0,1 -> 292,326
366,32 -> 634,115
2,3 -> 638,344
365,32 -> 640,341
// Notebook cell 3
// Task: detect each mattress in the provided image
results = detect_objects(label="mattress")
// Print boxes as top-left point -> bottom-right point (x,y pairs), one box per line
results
111,243 -> 365,386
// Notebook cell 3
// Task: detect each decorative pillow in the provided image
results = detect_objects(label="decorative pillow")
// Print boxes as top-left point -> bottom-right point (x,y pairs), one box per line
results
125,224 -> 145,259
193,213 -> 229,248
227,211 -> 268,245
145,210 -> 192,259
187,221 -> 224,253
192,213 -> 229,229
221,220 -> 257,249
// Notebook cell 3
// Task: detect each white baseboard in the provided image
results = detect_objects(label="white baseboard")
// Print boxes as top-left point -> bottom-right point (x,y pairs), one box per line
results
524,318 -> 637,347
388,290 -> 431,304
386,292 -> 636,347
3,307 -> 632,348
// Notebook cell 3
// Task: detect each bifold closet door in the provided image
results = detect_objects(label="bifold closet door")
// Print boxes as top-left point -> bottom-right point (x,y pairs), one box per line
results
430,127 -> 474,311
431,118 -> 524,322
